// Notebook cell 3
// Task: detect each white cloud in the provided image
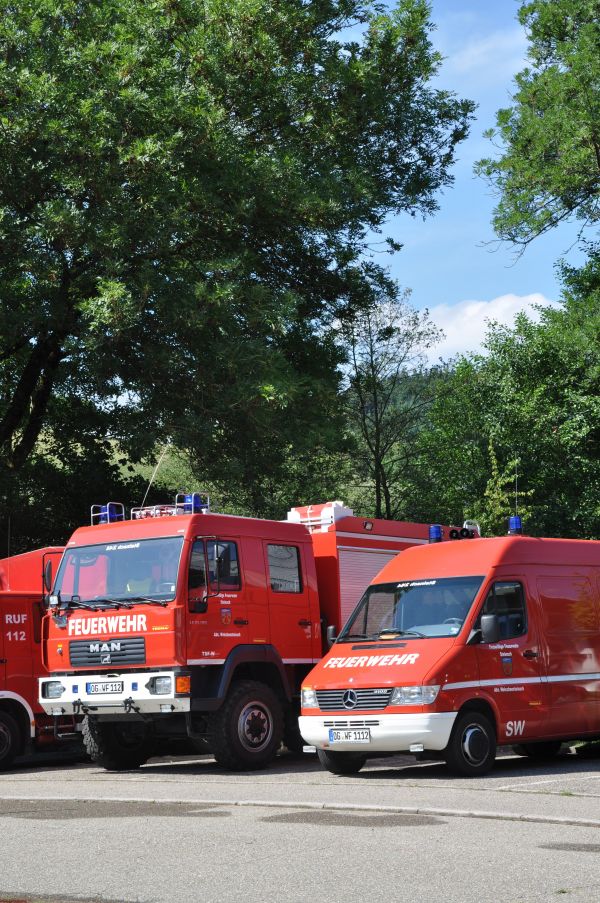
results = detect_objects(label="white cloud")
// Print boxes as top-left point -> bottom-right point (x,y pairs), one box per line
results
427,293 -> 560,362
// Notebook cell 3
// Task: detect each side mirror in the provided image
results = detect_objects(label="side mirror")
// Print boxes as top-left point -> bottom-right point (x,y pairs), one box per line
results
481,613 -> 500,644
326,625 -> 337,648
192,597 -> 208,614
44,560 -> 53,593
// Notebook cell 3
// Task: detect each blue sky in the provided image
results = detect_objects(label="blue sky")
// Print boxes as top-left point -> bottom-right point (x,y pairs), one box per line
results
377,0 -> 585,359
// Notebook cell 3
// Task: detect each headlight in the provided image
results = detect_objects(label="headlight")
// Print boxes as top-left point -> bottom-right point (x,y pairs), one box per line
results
42,681 -> 65,699
390,685 -> 440,706
150,676 -> 172,695
301,687 -> 318,708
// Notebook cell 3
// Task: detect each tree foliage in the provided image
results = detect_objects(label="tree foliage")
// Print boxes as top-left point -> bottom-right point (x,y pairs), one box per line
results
341,286 -> 442,519
476,0 -> 600,247
0,0 -> 474,543
410,280 -> 600,537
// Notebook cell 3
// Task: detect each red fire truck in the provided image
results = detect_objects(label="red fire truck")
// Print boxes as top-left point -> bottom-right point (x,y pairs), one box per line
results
299,523 -> 600,777
0,544 -> 73,769
38,495 -> 441,770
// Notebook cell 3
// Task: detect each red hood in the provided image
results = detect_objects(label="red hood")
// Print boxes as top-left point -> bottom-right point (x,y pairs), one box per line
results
305,637 -> 456,690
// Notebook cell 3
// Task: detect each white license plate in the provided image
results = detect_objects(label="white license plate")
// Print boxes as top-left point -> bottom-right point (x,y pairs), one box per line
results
328,729 -> 371,744
86,681 -> 124,695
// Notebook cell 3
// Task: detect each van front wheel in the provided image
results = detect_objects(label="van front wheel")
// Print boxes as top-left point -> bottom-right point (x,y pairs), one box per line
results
317,748 -> 366,775
445,711 -> 496,777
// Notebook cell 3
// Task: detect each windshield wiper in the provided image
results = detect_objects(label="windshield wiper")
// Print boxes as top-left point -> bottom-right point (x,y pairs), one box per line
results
78,597 -> 135,609
123,596 -> 169,607
378,628 -> 427,638
336,633 -> 370,642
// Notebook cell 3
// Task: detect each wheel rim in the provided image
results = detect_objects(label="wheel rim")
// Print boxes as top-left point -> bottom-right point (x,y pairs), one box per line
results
461,723 -> 490,766
238,700 -> 273,752
0,723 -> 12,761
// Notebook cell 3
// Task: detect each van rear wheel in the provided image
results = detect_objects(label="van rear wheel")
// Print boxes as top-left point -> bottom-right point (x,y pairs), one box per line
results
317,748 -> 366,775
445,711 -> 496,777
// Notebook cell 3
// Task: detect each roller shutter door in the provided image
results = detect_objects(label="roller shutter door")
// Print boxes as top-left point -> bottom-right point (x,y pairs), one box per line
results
338,548 -> 399,625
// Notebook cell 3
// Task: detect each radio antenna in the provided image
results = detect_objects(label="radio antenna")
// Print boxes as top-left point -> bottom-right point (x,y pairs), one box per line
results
514,458 -> 519,516
140,442 -> 171,509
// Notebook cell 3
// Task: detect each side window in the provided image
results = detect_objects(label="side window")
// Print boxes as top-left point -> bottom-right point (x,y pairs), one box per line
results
188,541 -> 207,590
267,545 -> 302,593
481,581 -> 527,640
208,541 -> 241,591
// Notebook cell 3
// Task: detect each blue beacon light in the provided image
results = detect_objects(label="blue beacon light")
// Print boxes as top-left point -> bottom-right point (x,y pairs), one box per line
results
508,515 -> 523,535
428,524 -> 443,544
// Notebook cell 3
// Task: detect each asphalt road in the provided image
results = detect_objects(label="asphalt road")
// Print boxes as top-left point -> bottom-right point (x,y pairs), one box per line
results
0,747 -> 599,903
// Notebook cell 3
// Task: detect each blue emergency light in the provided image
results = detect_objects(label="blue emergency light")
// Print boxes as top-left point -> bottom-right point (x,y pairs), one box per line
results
177,491 -> 210,514
428,524 -> 443,543
91,502 -> 125,525
508,515 -> 523,535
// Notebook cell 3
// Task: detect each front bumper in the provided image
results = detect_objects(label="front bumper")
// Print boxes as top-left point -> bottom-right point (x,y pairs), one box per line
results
39,670 -> 191,716
298,711 -> 457,753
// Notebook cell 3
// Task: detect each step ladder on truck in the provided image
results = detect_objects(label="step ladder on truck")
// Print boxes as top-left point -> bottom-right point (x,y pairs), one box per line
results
38,495 -> 448,770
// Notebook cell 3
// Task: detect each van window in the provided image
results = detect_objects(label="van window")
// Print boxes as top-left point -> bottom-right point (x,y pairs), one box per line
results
267,545 -> 302,593
480,582 -> 527,640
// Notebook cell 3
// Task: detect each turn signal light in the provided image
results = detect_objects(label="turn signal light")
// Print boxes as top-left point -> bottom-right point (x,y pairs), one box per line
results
176,675 -> 191,695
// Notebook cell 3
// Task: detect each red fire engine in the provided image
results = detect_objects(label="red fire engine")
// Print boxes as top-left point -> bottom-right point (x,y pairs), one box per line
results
300,518 -> 600,777
0,544 -> 73,769
38,495 -> 442,770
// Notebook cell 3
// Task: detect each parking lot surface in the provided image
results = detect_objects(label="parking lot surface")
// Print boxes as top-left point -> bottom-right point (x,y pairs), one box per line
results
0,748 -> 599,902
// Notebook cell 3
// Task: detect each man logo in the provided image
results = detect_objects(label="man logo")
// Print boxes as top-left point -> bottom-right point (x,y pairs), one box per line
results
101,654 -> 111,664
89,641 -> 121,654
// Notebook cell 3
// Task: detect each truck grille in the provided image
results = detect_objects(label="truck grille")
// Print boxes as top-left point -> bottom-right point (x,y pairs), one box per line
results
69,637 -> 146,667
316,688 -> 392,711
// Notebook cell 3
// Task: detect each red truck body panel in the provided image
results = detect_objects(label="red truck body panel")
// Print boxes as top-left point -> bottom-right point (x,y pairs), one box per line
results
0,546 -> 64,746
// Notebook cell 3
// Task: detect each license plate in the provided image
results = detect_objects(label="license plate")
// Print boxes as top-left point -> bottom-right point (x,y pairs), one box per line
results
328,729 -> 371,744
86,681 -> 124,695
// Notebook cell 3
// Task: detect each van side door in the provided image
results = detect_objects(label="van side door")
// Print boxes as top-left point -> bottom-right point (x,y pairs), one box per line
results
475,579 -> 548,743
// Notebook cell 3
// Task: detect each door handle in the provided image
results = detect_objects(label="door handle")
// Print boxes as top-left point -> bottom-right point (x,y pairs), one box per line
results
523,649 -> 539,660
233,618 -> 248,626
298,619 -> 311,627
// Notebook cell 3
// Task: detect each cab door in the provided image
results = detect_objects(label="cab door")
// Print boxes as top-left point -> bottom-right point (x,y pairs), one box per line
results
263,542 -> 313,663
186,537 -> 248,665
2,595 -> 34,699
475,579 -> 548,743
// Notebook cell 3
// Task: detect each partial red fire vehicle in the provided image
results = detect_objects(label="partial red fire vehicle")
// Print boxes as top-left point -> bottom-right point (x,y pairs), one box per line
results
0,544 -> 74,768
38,495 -> 441,770
299,526 -> 600,776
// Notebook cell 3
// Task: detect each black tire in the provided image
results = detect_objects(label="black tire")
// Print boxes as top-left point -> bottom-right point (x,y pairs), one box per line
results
208,680 -> 283,770
444,711 -> 496,777
0,711 -> 21,771
512,741 -> 563,759
317,748 -> 366,775
283,705 -> 305,754
82,716 -> 153,771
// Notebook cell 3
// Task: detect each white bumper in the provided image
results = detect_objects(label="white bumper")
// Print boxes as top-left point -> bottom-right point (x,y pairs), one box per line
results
39,671 -> 190,716
298,711 -> 457,753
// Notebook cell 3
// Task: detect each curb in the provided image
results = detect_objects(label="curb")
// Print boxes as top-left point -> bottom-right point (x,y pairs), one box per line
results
1,795 -> 600,828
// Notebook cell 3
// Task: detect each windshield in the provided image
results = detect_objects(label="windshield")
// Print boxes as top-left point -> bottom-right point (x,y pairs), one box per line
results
338,577 -> 484,641
53,537 -> 184,606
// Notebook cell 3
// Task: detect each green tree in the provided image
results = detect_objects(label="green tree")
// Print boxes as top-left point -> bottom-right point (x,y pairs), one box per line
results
0,0 -> 474,541
476,0 -> 600,247
410,291 -> 600,538
341,285 -> 442,519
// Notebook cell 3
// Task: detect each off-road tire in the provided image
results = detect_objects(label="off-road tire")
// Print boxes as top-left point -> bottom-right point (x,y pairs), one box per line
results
317,748 -> 366,775
82,716 -> 153,771
208,680 -> 283,771
0,711 -> 21,771
283,705 -> 305,754
444,711 -> 496,777
512,741 -> 563,759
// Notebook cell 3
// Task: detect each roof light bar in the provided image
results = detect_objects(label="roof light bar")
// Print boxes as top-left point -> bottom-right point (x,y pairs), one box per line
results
91,502 -> 125,525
